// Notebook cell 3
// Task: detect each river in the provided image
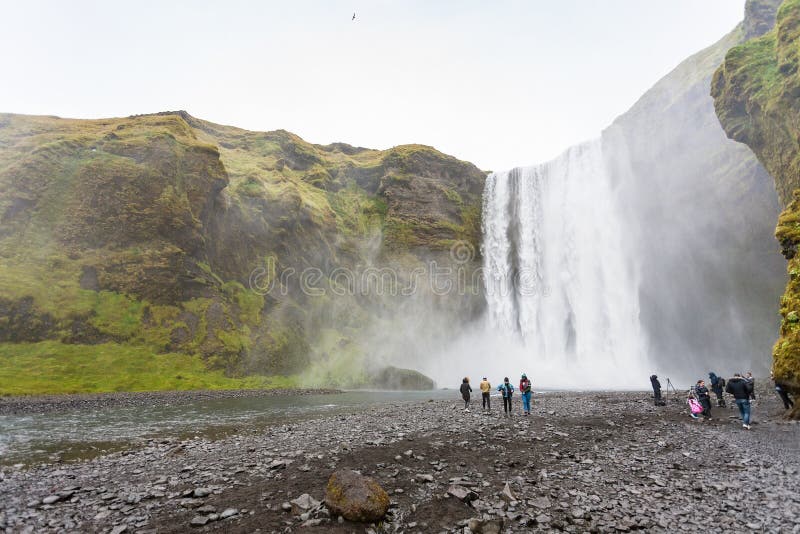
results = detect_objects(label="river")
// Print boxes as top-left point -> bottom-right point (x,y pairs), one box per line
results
0,390 -> 455,466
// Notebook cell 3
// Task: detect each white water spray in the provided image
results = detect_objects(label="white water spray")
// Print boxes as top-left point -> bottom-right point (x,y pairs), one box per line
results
479,140 -> 649,387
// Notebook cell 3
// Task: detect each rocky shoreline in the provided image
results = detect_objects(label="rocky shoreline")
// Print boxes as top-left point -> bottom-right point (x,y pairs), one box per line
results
0,388 -> 798,533
0,388 -> 341,416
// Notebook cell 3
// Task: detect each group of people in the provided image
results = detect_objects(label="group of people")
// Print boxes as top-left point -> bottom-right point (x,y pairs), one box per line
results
459,374 -> 533,416
650,370 -> 795,430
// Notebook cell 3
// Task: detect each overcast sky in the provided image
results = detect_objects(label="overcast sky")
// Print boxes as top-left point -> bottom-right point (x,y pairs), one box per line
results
1,1 -> 745,171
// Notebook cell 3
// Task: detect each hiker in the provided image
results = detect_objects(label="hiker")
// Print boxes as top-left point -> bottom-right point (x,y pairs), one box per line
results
709,371 -> 726,407
479,376 -> 492,411
497,377 -> 514,416
650,374 -> 663,406
695,379 -> 712,418
745,371 -> 756,401
771,371 -> 794,410
687,391 -> 703,420
460,377 -> 472,411
726,373 -> 754,429
520,373 -> 532,416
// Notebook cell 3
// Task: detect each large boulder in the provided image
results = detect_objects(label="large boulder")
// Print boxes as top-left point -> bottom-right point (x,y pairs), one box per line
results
368,366 -> 435,390
324,469 -> 389,522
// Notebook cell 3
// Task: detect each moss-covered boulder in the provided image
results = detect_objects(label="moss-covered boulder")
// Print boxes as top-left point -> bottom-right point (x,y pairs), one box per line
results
369,366 -> 435,390
369,365 -> 435,391
712,0 -> 800,416
324,469 -> 389,522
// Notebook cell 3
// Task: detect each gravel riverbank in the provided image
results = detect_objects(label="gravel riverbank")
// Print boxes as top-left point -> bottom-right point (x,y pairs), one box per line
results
0,389 -> 341,416
0,388 -> 797,533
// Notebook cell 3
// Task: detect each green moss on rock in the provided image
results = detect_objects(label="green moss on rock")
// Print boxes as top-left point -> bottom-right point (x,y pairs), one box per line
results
713,0 -> 800,414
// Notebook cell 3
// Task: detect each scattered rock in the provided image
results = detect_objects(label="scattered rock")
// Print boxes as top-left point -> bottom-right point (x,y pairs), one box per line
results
290,493 -> 320,515
189,515 -> 209,527
447,484 -> 478,503
468,517 -> 504,533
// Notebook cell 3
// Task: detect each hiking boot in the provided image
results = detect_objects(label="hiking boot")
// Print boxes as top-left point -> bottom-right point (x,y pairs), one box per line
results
743,424 -> 751,430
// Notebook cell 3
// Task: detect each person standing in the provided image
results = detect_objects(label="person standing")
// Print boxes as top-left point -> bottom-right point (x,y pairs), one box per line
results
709,372 -> 726,407
650,375 -> 663,406
460,377 -> 472,411
726,373 -> 753,429
695,379 -> 712,418
498,377 -> 514,417
519,374 -> 532,416
772,371 -> 794,410
745,371 -> 756,401
479,377 -> 492,412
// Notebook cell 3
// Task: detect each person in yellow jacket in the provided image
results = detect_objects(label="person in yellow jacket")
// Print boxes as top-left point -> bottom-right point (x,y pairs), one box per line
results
479,377 -> 492,411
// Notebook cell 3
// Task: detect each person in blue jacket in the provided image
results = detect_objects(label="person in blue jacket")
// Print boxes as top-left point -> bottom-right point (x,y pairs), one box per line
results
497,377 -> 514,417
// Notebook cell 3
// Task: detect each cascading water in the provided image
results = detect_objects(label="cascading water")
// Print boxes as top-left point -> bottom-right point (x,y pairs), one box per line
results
481,139 -> 648,386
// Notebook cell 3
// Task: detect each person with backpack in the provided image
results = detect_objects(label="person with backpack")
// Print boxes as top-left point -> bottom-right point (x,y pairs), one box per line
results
726,373 -> 754,429
460,377 -> 472,411
709,372 -> 726,407
479,377 -> 492,412
687,391 -> 703,420
497,377 -> 514,417
650,375 -> 664,406
519,373 -> 532,416
695,379 -> 712,418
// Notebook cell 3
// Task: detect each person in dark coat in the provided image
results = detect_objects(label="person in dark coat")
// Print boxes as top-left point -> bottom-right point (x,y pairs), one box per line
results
771,371 -> 794,410
460,377 -> 472,411
695,379 -> 712,418
745,371 -> 756,401
708,372 -> 726,407
726,373 -> 754,429
650,375 -> 663,406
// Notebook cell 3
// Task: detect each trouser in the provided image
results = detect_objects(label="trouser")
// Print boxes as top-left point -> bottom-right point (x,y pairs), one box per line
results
463,396 -> 470,408
776,386 -> 794,410
503,396 -> 512,413
700,398 -> 712,417
714,390 -> 726,407
653,389 -> 662,405
522,391 -> 531,413
482,392 -> 491,409
735,399 -> 751,425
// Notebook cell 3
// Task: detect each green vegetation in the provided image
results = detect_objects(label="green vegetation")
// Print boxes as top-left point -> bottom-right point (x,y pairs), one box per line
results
713,0 -> 800,414
0,341 -> 297,395
0,110 -> 485,394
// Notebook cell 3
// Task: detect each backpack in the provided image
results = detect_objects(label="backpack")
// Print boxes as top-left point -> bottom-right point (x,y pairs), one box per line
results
688,398 -> 703,414
719,377 -> 726,389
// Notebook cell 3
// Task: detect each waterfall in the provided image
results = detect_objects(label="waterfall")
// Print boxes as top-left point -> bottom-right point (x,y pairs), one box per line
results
481,139 -> 647,384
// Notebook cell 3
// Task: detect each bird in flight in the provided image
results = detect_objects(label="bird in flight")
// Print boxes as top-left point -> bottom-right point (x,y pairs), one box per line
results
352,12 -> 356,21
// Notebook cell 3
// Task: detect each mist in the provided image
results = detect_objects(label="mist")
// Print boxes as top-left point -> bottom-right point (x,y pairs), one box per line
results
350,22 -> 786,392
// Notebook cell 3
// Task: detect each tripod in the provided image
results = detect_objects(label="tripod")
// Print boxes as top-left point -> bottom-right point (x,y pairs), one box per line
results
666,378 -> 679,402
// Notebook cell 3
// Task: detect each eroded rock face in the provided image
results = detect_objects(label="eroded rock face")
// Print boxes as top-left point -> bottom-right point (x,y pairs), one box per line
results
324,469 -> 389,522
0,111 -> 485,382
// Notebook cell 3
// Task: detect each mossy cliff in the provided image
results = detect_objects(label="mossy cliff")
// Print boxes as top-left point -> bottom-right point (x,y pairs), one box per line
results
712,0 -> 800,415
0,112 -> 485,393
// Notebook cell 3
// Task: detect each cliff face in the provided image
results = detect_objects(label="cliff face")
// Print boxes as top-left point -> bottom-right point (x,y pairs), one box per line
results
0,112 -> 485,390
599,0 -> 785,377
712,0 -> 800,412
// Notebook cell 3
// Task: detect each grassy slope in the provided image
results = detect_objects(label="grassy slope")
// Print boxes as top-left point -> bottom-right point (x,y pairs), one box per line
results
712,0 -> 800,415
0,112 -> 484,394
